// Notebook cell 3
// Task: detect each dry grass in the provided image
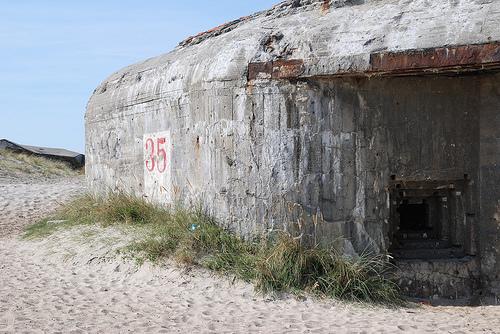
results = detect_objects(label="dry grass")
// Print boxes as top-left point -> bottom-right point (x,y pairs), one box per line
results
0,149 -> 80,177
25,193 -> 404,306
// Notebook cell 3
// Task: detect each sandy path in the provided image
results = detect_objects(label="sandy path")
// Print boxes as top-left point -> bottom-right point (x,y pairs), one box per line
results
0,177 -> 85,237
1,176 -> 500,333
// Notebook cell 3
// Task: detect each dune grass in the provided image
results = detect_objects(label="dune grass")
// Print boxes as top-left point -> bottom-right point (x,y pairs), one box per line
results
0,149 -> 80,177
24,193 -> 403,305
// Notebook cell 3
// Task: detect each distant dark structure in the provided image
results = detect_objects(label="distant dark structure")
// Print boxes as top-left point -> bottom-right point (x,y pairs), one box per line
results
0,139 -> 85,168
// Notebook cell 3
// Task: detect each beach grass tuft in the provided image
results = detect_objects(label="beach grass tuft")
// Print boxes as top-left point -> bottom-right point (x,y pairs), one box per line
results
25,193 -> 403,305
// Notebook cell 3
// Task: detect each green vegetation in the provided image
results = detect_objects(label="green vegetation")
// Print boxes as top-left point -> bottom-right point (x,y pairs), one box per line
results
25,193 -> 403,305
0,149 -> 80,177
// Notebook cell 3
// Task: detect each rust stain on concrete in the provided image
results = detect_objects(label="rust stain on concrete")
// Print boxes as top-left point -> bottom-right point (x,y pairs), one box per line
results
248,59 -> 305,81
321,0 -> 331,13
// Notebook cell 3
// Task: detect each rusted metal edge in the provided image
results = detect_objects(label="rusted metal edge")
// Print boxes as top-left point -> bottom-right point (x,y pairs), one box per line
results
248,59 -> 305,81
248,42 -> 500,81
369,41 -> 500,74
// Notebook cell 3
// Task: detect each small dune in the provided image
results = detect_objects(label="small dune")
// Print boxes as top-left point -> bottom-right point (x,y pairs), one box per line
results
0,149 -> 82,181
0,150 -> 85,237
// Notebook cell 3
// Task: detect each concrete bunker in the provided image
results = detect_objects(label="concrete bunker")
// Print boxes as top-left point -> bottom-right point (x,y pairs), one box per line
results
86,0 -> 500,303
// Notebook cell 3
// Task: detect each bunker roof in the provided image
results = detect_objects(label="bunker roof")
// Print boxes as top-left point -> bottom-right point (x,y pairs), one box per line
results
87,0 -> 500,119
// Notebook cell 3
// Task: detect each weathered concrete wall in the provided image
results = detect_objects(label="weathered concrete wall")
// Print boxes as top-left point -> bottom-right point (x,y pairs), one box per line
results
86,0 -> 500,301
396,259 -> 481,303
87,73 -> 486,247
479,72 -> 500,301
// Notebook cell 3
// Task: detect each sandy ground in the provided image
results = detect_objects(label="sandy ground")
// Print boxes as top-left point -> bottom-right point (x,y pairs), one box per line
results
1,175 -> 500,333
0,177 -> 84,238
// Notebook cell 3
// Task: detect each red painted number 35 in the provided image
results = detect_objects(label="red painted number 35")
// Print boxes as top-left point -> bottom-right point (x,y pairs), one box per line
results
145,137 -> 167,173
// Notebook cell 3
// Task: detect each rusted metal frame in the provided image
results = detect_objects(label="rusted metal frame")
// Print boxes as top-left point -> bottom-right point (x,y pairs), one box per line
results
247,42 -> 500,81
369,42 -> 500,74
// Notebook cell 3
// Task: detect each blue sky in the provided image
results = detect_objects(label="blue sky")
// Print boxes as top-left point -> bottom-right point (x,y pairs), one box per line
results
0,1 -> 277,153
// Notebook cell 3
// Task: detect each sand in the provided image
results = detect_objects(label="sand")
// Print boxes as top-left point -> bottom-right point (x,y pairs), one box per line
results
1,174 -> 500,333
0,177 -> 84,238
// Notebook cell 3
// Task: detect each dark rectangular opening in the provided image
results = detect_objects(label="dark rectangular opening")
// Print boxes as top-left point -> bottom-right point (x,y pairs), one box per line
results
389,179 -> 468,260
399,200 -> 429,232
